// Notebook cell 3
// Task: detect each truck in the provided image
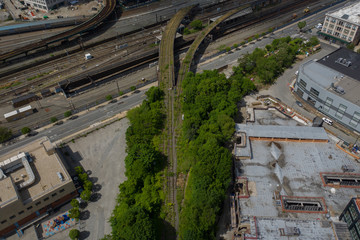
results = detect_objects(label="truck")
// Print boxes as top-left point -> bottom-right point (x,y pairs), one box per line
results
84,53 -> 93,60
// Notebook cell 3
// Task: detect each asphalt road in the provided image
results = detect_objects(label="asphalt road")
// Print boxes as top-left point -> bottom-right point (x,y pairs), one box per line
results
0,91 -> 146,155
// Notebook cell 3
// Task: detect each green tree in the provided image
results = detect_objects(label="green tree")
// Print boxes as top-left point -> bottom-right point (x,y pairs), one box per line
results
119,91 -> 124,96
0,127 -> 12,143
84,180 -> 93,191
357,48 -> 360,54
50,117 -> 58,123
106,95 -> 113,101
69,229 -> 80,240
64,110 -> 72,118
254,34 -> 259,39
190,19 -> 203,30
233,43 -> 239,49
309,36 -> 319,46
81,189 -> 92,202
347,43 -> 355,50
75,166 -> 84,175
21,127 -> 31,135
297,21 -> 306,32
130,86 -> 136,91
69,207 -> 80,220
71,199 -> 79,208
145,86 -> 164,103
225,47 -> 231,52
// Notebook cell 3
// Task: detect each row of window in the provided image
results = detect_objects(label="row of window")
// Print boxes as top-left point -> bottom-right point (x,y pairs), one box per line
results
325,17 -> 357,30
323,29 -> 353,41
297,80 -> 360,128
0,189 -> 65,224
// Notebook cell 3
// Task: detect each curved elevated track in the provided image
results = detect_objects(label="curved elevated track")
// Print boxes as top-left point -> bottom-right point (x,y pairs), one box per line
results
0,0 -> 116,62
177,3 -> 252,87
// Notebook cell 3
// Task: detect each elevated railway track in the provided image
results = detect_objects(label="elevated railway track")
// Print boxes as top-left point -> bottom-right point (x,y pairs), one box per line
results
0,0 -> 116,62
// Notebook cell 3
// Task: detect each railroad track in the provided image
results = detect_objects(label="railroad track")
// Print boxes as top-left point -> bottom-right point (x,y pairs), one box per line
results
159,5 -> 195,232
0,0 -> 116,62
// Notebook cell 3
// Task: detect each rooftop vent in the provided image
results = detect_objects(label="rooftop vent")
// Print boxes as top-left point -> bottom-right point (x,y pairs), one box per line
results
341,14 -> 349,19
57,172 -> 64,181
335,58 -> 352,67
331,83 -> 345,94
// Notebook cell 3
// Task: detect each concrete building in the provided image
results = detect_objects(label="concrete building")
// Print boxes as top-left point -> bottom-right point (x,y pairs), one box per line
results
319,1 -> 360,45
339,197 -> 360,240
294,47 -> 360,133
23,0 -> 65,11
0,137 -> 76,236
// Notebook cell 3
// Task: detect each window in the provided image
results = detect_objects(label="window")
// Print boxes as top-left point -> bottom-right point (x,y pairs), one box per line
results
326,17 -> 330,21
323,28 -> 327,32
44,197 -> 49,201
344,29 -> 349,34
335,104 -> 347,119
338,21 -> 344,26
349,112 -> 360,127
325,22 -> 328,27
329,24 -> 334,29
341,34 -> 347,39
18,211 -> 24,215
348,37 -> 352,41
35,201 -> 41,206
59,189 -> 65,193
336,26 -> 342,31
327,29 -> 333,34
1,220 -> 7,224
331,18 -> 336,23
350,228 -> 360,240
51,193 -> 57,197
298,79 -> 307,89
296,88 -> 304,97
9,215 -> 16,220
27,206 -> 33,210
307,97 -> 316,106
345,23 -> 351,28
335,32 -> 340,37
323,97 -> 333,112
345,211 -> 352,225
352,25 -> 356,30
309,87 -> 319,97
350,203 -> 359,220
350,31 -> 354,36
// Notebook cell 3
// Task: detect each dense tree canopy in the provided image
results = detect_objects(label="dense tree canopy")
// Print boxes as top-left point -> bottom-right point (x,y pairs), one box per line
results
107,87 -> 165,240
179,70 -> 255,239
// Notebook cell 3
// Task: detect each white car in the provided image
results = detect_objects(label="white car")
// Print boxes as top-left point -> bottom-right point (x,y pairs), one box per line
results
322,117 -> 333,126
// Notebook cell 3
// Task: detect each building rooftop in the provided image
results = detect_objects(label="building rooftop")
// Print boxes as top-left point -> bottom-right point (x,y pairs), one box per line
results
301,58 -> 360,107
0,138 -> 71,207
255,217 -> 337,239
238,139 -> 360,219
235,124 -> 328,140
318,47 -> 360,82
327,1 -> 360,25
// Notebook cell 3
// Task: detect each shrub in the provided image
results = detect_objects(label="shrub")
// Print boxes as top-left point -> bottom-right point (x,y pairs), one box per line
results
183,27 -> 191,35
0,127 -> 12,143
130,86 -> 136,91
233,43 -> 239,48
254,34 -> 259,39
347,43 -> 355,50
64,111 -> 72,118
106,95 -> 113,101
119,91 -> 124,96
21,127 -> 31,135
248,37 -> 253,42
225,47 -> 231,52
69,229 -> 80,240
190,19 -> 203,30
50,117 -> 58,123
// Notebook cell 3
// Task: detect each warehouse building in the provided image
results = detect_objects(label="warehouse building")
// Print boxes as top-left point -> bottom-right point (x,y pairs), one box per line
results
11,93 -> 39,108
0,137 -> 77,236
294,47 -> 360,133
319,1 -> 360,45
23,0 -> 65,11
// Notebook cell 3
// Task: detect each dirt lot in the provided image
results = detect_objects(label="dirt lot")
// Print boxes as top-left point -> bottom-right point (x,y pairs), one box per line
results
63,117 -> 129,239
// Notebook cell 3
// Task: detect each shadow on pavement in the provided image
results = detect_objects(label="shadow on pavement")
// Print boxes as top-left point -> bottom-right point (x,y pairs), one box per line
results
79,230 -> 90,240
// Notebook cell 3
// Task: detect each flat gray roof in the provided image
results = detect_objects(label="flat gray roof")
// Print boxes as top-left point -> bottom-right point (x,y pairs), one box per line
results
256,217 -> 337,239
326,1 -> 360,25
301,60 -> 360,107
235,124 -> 329,140
238,140 -> 360,218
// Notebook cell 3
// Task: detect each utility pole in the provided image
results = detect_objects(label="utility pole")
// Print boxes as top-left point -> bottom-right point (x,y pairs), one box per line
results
116,80 -> 120,94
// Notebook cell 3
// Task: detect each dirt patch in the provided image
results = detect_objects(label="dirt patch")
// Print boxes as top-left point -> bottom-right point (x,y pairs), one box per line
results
277,154 -> 286,168
248,181 -> 257,197
267,141 -> 282,150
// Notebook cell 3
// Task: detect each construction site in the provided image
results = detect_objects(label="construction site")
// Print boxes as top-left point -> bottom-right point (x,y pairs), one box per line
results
226,97 -> 359,240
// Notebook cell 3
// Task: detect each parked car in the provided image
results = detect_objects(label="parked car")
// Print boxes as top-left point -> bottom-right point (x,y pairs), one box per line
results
275,97 -> 281,102
295,101 -> 303,107
322,117 -> 333,126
